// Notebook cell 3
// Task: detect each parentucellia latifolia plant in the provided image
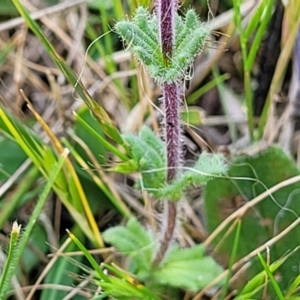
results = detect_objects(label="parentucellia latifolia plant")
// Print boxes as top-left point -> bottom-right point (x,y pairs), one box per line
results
81,0 -> 227,298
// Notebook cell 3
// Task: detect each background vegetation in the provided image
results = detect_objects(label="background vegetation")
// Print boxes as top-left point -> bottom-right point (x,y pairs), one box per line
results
0,0 -> 300,299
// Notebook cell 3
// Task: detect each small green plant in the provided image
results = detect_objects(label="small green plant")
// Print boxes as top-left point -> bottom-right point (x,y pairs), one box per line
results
93,0 -> 226,297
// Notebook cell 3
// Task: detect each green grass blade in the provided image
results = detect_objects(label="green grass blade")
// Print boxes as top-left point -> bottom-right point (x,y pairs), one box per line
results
0,107 -> 44,169
0,222 -> 21,298
243,0 -> 265,40
67,229 -> 109,281
40,226 -> 85,300
0,43 -> 14,66
0,166 -> 40,229
74,111 -> 129,161
99,1 -> 114,57
258,10 -> 300,139
62,138 -> 131,217
285,274 -> 300,297
187,73 -> 230,105
234,247 -> 297,299
212,67 -> 237,143
232,0 -> 254,141
112,0 -> 124,20
0,149 -> 69,299
11,0 -> 125,148
219,220 -> 241,299
257,252 -> 285,300
246,0 -> 274,71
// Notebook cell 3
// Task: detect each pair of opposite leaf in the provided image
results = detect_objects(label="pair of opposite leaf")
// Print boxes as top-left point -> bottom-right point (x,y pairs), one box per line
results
123,126 -> 227,201
115,6 -> 210,84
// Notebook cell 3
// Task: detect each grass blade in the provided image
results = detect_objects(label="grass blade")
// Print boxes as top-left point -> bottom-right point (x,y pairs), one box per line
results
257,252 -> 285,300
0,149 -> 69,299
11,0 -> 126,149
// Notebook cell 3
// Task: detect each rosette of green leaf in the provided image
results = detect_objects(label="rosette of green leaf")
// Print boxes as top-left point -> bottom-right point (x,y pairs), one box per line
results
103,218 -> 155,279
115,7 -> 209,84
103,219 -> 223,293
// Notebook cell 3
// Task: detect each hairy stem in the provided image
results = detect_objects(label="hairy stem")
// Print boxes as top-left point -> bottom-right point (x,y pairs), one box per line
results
164,82 -> 181,182
156,0 -> 176,59
153,201 -> 177,266
153,0 -> 181,267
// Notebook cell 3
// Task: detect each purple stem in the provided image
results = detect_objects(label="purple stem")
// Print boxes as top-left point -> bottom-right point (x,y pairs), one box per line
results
156,0 -> 176,59
153,0 -> 181,268
164,82 -> 181,182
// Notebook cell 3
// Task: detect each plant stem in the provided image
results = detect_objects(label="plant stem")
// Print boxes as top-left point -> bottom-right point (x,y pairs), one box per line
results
153,0 -> 181,267
164,82 -> 181,181
153,201 -> 177,266
153,83 -> 181,267
156,0 -> 176,59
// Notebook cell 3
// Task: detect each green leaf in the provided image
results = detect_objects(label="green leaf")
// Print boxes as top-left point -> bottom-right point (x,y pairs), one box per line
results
175,9 -> 198,50
73,106 -> 106,165
188,152 -> 227,184
122,138 -> 226,200
181,108 -> 204,125
115,7 -> 209,84
246,0 -> 274,71
205,146 -> 300,296
139,126 -> 165,159
123,131 -> 166,191
187,73 -> 230,105
243,0 -> 267,40
0,136 -> 27,181
103,218 -> 154,275
21,224 -> 49,273
152,244 -> 223,291
0,0 -> 18,15
133,6 -> 159,48
68,229 -> 108,281
108,159 -> 139,174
